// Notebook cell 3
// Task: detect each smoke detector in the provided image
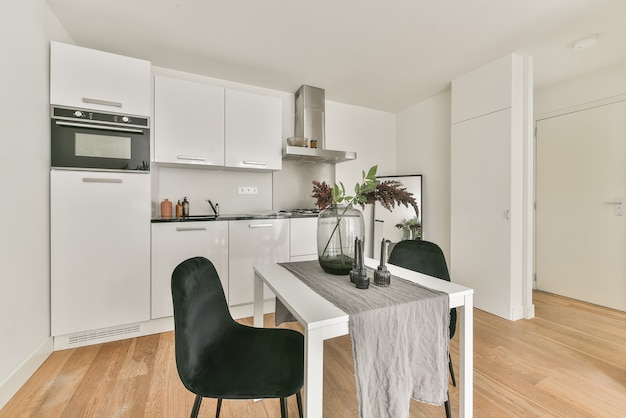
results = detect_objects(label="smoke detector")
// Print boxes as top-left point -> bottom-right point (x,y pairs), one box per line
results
570,35 -> 598,50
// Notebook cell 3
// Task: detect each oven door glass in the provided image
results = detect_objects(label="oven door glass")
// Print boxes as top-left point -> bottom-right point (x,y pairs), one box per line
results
51,121 -> 150,171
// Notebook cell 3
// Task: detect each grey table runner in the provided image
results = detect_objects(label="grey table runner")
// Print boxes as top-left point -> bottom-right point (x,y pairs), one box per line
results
275,261 -> 450,418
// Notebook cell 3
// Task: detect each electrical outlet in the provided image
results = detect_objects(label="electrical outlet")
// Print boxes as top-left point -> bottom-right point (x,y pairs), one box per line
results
238,186 -> 258,195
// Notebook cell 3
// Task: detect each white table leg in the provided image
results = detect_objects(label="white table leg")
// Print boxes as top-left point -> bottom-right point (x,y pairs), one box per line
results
459,293 -> 474,418
304,326 -> 324,418
253,272 -> 264,328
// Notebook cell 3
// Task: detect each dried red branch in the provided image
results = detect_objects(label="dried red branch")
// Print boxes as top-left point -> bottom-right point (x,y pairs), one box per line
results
362,180 -> 419,217
311,180 -> 333,209
311,178 -> 418,218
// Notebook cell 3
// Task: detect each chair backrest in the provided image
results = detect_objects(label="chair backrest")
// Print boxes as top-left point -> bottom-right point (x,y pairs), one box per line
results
388,240 -> 451,281
388,240 -> 456,338
171,256 -> 234,387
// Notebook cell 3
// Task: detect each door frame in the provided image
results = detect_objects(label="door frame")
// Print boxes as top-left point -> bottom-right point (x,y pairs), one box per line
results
534,92 -> 626,294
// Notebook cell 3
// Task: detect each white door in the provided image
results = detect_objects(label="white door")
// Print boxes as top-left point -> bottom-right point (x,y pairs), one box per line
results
536,100 -> 626,311
451,108 -> 516,319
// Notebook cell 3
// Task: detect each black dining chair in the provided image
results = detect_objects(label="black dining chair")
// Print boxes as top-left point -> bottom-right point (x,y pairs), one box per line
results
171,256 -> 304,418
388,239 -> 457,418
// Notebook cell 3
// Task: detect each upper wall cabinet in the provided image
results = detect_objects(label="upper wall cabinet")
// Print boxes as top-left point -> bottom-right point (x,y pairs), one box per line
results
50,42 -> 151,116
225,89 -> 282,171
154,75 -> 225,166
451,55 -> 516,124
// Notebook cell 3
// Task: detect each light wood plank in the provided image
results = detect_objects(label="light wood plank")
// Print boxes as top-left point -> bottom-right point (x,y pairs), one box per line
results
1,291 -> 625,417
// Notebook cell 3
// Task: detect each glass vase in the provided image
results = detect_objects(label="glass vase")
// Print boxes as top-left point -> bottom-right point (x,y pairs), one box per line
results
317,204 -> 365,275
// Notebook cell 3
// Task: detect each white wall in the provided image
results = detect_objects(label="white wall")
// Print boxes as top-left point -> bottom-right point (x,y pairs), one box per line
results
396,91 -> 452,260
535,60 -> 626,116
0,0 -> 72,408
326,101 -> 397,256
272,161 -> 335,211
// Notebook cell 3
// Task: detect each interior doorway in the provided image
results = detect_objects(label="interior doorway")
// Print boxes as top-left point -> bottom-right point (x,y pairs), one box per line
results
536,99 -> 626,311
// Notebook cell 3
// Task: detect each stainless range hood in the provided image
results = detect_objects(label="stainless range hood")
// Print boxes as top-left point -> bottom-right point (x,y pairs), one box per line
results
282,85 -> 356,163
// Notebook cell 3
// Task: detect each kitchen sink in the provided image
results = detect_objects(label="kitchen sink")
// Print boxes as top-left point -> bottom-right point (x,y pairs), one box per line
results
182,214 -> 218,220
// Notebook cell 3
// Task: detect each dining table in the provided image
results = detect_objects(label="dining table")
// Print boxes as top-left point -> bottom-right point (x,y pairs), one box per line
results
253,256 -> 474,418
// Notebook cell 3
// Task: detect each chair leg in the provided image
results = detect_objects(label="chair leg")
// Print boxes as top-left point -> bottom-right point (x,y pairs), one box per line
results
296,391 -> 303,418
190,395 -> 202,418
444,398 -> 451,418
215,398 -> 223,418
280,397 -> 289,418
448,353 -> 457,387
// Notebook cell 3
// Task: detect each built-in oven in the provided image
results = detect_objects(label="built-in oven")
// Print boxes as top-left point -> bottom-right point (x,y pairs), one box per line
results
51,106 -> 150,172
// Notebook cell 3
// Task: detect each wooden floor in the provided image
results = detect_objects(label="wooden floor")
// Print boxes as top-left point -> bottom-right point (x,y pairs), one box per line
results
2,291 -> 625,417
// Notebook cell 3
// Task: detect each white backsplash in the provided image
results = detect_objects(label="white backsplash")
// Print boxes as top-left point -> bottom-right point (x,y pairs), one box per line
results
155,166 -> 273,216
151,162 -> 335,217
272,161 -> 334,210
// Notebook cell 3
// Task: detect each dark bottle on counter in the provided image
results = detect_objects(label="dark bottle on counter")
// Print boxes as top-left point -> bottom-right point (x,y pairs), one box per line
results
182,197 -> 189,217
176,200 -> 183,218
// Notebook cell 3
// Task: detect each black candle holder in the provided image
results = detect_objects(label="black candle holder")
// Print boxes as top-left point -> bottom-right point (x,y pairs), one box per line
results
349,237 -> 359,284
351,237 -> 369,289
374,238 -> 391,287
355,270 -> 369,289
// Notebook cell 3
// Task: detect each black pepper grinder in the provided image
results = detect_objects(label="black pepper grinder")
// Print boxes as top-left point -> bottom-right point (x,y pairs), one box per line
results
354,237 -> 369,289
374,238 -> 391,287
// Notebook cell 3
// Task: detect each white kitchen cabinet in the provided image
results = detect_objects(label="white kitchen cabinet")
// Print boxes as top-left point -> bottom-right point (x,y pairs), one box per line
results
50,41 -> 151,116
228,219 -> 289,306
151,221 -> 228,319
154,76 -> 225,166
225,89 -> 282,171
51,170 -> 151,336
290,217 -> 318,261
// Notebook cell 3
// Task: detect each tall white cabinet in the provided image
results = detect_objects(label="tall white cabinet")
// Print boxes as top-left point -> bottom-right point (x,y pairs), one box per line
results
51,170 -> 151,336
450,54 -> 534,320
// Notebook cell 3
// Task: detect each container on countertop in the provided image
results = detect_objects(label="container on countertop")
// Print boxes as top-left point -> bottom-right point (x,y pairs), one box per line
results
176,200 -> 183,218
182,197 -> 190,217
161,199 -> 172,218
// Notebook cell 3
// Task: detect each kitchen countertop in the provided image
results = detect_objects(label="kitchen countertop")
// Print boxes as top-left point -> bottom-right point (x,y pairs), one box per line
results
151,212 -> 318,223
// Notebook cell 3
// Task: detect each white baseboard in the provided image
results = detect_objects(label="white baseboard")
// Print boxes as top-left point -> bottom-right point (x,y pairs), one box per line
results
510,304 -> 525,321
53,316 -> 174,351
524,303 -> 536,319
0,337 -> 53,410
230,298 -> 276,320
52,299 -> 277,352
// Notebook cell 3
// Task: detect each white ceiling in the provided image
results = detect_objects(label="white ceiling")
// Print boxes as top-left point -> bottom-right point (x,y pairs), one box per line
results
45,0 -> 626,113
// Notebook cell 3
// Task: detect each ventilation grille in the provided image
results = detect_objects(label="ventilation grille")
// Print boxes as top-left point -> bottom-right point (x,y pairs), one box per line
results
67,324 -> 141,345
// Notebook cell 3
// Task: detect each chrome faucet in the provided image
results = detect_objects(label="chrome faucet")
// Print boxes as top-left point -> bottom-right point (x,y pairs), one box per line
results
206,199 -> 219,217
